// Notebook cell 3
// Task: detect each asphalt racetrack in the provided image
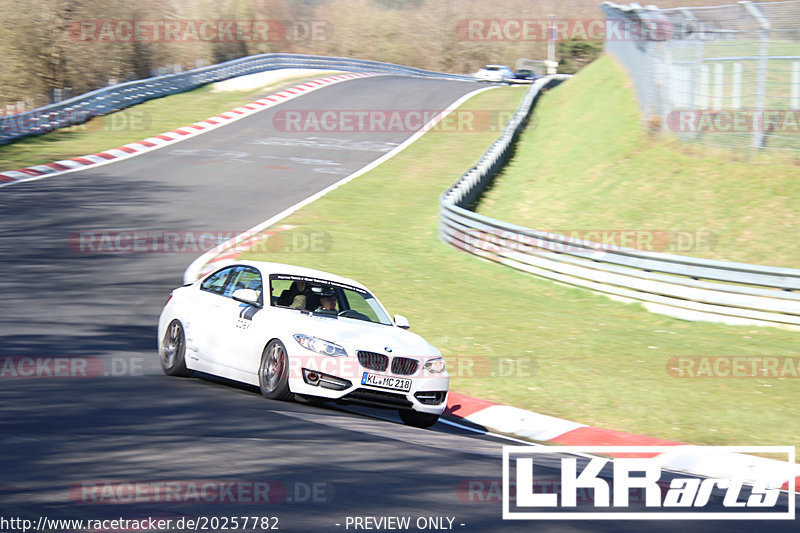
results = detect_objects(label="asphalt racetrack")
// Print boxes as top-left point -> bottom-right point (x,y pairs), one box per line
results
0,75 -> 796,532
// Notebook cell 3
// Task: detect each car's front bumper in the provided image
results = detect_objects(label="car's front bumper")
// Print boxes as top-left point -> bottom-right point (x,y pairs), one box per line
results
287,353 -> 449,415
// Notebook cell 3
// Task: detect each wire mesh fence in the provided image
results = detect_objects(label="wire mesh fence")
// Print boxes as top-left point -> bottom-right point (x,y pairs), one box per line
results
603,0 -> 800,152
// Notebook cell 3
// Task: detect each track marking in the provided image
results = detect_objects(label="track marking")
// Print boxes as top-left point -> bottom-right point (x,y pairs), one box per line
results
184,84 -> 497,283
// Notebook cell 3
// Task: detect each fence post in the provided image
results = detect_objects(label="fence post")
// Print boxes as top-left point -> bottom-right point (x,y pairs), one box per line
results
741,1 -> 771,149
713,63 -> 724,109
676,8 -> 705,118
732,62 -> 742,109
663,37 -> 673,130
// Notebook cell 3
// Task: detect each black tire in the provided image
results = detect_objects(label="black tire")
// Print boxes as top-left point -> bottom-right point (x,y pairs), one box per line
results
160,319 -> 192,377
258,340 -> 293,401
399,409 -> 439,429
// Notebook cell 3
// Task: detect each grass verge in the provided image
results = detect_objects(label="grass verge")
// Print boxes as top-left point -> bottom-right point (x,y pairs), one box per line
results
477,55 -> 800,267
236,84 -> 799,454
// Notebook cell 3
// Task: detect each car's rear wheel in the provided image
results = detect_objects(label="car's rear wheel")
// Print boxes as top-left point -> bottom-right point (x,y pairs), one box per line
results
258,340 -> 293,401
160,319 -> 192,377
399,409 -> 439,429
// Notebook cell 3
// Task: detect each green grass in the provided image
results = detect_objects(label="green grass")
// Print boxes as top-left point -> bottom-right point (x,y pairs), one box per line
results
0,73 -> 331,172
238,84 -> 800,454
477,55 -> 800,267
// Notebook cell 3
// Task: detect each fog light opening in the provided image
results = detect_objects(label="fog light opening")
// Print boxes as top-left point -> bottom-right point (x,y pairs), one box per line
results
303,369 -> 321,385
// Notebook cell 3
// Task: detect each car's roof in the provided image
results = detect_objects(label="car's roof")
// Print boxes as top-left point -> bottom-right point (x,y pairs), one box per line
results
482,64 -> 511,69
230,260 -> 369,291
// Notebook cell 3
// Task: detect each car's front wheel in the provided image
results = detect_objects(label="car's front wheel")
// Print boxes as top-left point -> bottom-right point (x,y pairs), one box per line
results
258,340 -> 293,401
160,319 -> 192,377
399,409 -> 439,429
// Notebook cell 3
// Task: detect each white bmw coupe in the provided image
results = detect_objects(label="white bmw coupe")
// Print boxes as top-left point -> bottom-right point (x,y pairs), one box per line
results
158,261 -> 449,428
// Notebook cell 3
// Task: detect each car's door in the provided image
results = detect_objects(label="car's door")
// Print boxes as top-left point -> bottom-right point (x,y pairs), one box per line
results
204,265 -> 266,374
186,265 -> 238,364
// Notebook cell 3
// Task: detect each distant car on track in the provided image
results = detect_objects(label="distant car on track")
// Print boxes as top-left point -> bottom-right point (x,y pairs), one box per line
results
158,261 -> 449,428
474,64 -> 514,83
510,69 -> 539,83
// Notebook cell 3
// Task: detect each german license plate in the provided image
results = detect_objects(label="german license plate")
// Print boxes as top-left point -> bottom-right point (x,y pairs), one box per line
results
361,372 -> 412,392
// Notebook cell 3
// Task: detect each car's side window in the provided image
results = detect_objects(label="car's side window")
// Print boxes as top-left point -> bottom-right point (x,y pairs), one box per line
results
270,279 -> 294,307
200,267 -> 236,296
225,267 -> 263,302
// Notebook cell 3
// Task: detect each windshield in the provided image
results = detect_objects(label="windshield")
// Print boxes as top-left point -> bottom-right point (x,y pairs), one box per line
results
269,274 -> 393,326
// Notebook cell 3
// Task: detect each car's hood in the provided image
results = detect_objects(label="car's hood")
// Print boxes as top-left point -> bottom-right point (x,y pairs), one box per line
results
290,312 -> 441,359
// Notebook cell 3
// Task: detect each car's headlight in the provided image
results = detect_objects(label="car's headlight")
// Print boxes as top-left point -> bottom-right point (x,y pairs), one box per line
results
423,357 -> 446,374
293,334 -> 347,357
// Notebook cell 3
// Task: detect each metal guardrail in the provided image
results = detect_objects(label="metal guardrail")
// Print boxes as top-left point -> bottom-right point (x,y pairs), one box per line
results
0,53 -> 475,145
439,75 -> 800,329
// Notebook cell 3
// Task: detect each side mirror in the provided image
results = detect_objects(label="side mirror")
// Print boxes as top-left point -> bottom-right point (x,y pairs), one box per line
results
232,288 -> 262,307
394,314 -> 410,329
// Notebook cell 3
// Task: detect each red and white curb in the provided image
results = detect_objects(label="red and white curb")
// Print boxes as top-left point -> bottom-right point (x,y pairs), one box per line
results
0,73 -> 374,188
445,392 -> 800,492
